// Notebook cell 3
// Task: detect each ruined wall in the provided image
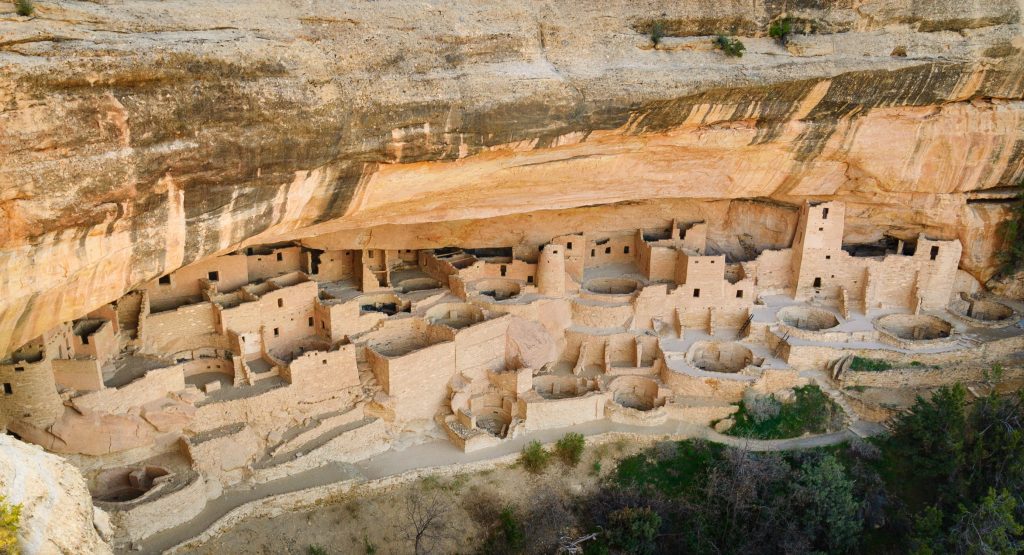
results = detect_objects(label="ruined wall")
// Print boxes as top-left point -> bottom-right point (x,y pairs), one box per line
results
0,358 -> 63,428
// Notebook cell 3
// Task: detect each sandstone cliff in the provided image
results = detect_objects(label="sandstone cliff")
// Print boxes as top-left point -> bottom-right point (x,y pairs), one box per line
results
2,0 -> 1023,355
0,434 -> 113,554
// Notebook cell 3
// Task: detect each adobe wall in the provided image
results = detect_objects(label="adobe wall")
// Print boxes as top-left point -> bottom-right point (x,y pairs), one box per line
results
659,367 -> 751,402
452,316 -> 510,381
87,304 -> 120,334
460,260 -> 537,283
549,233 -> 586,281
638,244 -> 678,282
146,255 -> 248,310
675,253 -> 726,298
785,335 -> 1024,371
52,358 -> 104,391
116,291 -> 145,338
141,302 -> 223,354
583,233 -> 636,267
0,358 -> 63,428
282,345 -> 359,389
184,424 -> 262,487
519,392 -> 609,431
742,248 -> 794,295
570,299 -> 634,328
247,246 -> 303,282
309,249 -> 355,281
257,281 -> 318,355
374,341 -> 456,420
73,320 -> 118,366
71,366 -> 185,415
321,301 -> 386,341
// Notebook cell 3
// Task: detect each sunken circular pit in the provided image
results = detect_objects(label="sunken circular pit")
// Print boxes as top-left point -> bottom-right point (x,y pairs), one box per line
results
951,295 -> 1017,326
777,305 -> 840,331
875,314 -> 952,341
609,376 -> 661,411
533,375 -> 595,400
474,278 -> 521,301
396,277 -> 442,293
92,466 -> 170,503
426,303 -> 485,329
583,277 -> 640,295
688,341 -> 754,374
475,407 -> 512,438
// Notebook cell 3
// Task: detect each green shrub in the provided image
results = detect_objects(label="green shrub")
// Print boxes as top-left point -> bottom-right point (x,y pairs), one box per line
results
603,506 -> 661,555
555,432 -> 585,467
713,35 -> 745,57
308,545 -> 327,555
520,440 -> 551,474
650,20 -> 665,47
850,356 -> 893,372
498,506 -> 525,551
0,495 -> 20,555
14,0 -> 33,16
727,385 -> 840,439
768,18 -> 793,43
363,537 -> 377,554
590,460 -> 602,476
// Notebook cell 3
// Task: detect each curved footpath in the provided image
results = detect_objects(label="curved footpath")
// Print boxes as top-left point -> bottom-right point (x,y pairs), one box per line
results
133,416 -> 874,554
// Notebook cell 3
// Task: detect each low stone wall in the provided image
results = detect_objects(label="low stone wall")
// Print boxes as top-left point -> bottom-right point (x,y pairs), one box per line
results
519,391 -> 609,431
107,474 -> 208,544
788,335 -> 1024,372
253,419 -> 388,484
72,366 -> 185,414
840,365 -> 1024,389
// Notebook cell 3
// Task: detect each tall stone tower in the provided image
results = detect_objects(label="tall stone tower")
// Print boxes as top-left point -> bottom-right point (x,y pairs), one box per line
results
536,244 -> 566,296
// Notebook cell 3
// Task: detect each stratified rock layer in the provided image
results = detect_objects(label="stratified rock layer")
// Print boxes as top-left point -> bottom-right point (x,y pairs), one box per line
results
2,0 -> 1023,355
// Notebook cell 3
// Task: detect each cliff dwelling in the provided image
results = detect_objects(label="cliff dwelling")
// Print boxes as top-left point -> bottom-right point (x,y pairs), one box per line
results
2,197 -> 1023,550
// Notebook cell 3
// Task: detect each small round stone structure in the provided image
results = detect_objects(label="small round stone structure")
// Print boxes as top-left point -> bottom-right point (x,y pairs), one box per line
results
396,277 -> 441,293
609,376 -> 661,411
475,406 -> 512,437
688,341 -> 754,373
92,466 -> 170,503
426,302 -> 485,329
777,305 -> 839,331
533,375 -> 593,399
583,277 -> 640,295
876,314 -> 952,341
474,278 -> 521,301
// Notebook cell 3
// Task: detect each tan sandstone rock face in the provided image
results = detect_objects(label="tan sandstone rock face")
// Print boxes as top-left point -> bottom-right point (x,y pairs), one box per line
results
0,435 -> 113,554
1,0 -> 1023,355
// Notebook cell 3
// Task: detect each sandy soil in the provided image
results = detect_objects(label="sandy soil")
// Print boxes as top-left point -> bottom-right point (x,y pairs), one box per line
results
186,441 -> 644,555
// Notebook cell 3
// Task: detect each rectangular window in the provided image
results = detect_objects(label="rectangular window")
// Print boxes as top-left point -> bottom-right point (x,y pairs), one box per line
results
693,288 -> 701,298
825,255 -> 831,260
158,275 -> 171,286
277,298 -> 284,308
208,271 -> 219,281
308,317 -> 314,327
81,335 -> 89,345
605,247 -> 611,254
322,359 -> 328,365
736,291 -> 743,298
591,249 -> 595,257
822,207 -> 829,219
368,251 -> 374,258
14,366 -> 24,372
818,227 -> 824,232
930,246 -> 939,260
276,252 -> 283,261
623,246 -> 630,254
527,276 -> 534,284
3,383 -> 11,395
813,277 -> 822,288
567,242 -> 573,250
500,265 -> 507,277
273,328 -> 280,337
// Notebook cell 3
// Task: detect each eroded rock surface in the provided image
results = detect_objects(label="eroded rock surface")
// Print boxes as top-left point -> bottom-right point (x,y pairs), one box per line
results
2,0 -> 1023,355
0,434 -> 113,554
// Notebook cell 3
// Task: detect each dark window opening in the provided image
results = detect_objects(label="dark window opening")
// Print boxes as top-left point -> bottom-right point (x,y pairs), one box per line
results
81,335 -> 89,345
604,247 -> 611,254
323,359 -> 328,365
693,288 -> 701,298
813,277 -> 822,288
158,275 -> 171,286
736,291 -> 743,298
567,242 -> 573,250
500,265 -> 507,277
527,276 -> 534,284
14,366 -> 24,372
591,249 -> 595,257
930,246 -> 939,260
3,383 -> 11,395
623,246 -> 630,254
368,251 -> 374,258
822,207 -> 829,219
825,255 -> 831,260
818,227 -> 824,232
208,271 -> 219,281
276,252 -> 283,261
247,248 -> 254,255
308,317 -> 314,327
273,328 -> 280,337
277,299 -> 284,308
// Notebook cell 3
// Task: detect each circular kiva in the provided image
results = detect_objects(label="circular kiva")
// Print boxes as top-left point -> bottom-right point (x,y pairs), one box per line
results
474,278 -> 521,301
875,314 -> 952,341
688,341 -> 754,373
582,277 -> 640,295
425,302 -> 485,329
777,305 -> 840,331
